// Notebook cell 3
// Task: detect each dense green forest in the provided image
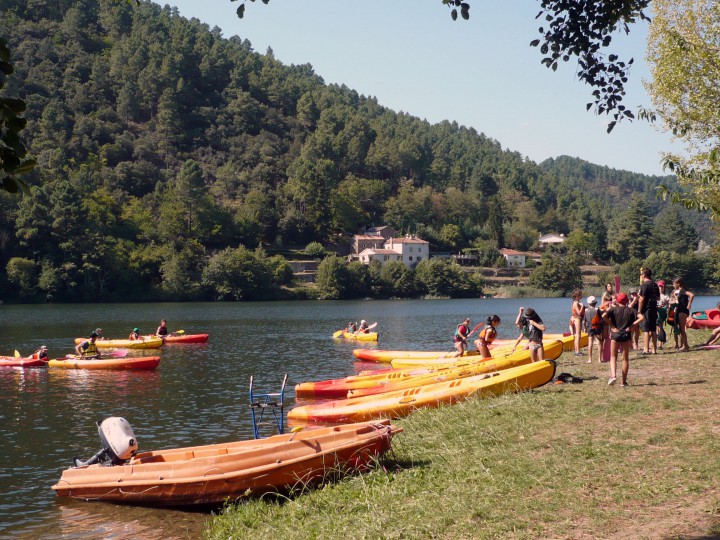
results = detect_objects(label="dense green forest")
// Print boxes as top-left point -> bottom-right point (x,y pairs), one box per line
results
0,0 -> 714,302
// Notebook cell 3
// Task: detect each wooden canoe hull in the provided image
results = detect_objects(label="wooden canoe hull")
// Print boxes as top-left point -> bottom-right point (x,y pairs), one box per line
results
52,420 -> 401,506
289,360 -> 556,424
74,338 -> 164,349
48,357 -> 160,370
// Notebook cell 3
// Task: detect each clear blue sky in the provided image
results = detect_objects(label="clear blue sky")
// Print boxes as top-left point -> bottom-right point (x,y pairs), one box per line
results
163,0 -> 676,176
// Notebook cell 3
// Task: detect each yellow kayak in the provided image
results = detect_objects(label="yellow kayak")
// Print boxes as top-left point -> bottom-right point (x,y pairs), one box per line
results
73,337 -> 164,349
288,359 -> 557,424
295,340 -> 564,400
334,331 -> 379,342
390,343 -> 519,369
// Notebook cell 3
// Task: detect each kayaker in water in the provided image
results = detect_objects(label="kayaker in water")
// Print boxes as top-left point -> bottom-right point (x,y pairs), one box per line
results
156,319 -> 169,337
346,321 -> 357,333
75,332 -> 101,358
519,307 -> 546,362
32,345 -> 49,361
472,315 -> 501,358
452,318 -> 472,357
129,327 -> 141,340
355,320 -> 369,334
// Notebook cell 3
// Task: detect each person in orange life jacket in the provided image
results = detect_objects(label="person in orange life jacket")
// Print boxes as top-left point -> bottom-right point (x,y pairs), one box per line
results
75,332 -> 101,358
518,307 -> 546,362
452,318 -> 472,357
602,292 -> 644,387
129,327 -> 141,340
583,296 -> 604,364
472,315 -> 501,359
32,345 -> 49,361
355,320 -> 369,334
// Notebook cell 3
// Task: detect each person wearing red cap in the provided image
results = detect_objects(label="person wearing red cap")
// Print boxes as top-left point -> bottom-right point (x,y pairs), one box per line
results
602,292 -> 644,387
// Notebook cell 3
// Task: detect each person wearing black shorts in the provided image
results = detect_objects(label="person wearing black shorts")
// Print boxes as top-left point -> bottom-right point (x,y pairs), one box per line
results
638,268 -> 660,354
602,292 -> 644,387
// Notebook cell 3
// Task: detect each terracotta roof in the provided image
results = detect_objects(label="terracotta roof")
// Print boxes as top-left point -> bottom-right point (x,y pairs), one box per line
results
391,237 -> 428,244
500,248 -> 526,256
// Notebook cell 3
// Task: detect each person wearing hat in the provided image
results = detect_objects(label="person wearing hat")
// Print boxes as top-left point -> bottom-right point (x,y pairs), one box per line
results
128,327 -> 141,340
32,345 -> 49,361
602,292 -> 644,387
638,267 -> 661,354
452,317 -> 472,358
583,296 -> 603,364
75,332 -> 101,358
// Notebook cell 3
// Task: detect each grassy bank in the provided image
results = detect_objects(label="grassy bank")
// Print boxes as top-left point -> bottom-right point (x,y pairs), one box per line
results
207,330 -> 720,539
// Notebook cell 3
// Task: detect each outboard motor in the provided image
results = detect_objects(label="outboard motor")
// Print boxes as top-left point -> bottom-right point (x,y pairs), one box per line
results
72,417 -> 139,468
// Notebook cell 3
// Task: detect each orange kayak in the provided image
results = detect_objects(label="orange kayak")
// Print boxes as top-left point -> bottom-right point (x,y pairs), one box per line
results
289,360 -> 556,424
52,420 -> 401,506
47,356 -> 160,370
143,333 -> 210,344
0,356 -> 46,368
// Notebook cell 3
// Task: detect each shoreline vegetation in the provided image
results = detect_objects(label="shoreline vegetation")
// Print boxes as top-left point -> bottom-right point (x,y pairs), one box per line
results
207,330 -> 720,539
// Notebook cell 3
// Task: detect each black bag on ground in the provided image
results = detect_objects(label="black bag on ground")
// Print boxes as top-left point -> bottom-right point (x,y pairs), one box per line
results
657,325 -> 667,343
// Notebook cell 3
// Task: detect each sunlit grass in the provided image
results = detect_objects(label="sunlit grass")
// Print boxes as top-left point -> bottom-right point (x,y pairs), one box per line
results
207,332 -> 720,539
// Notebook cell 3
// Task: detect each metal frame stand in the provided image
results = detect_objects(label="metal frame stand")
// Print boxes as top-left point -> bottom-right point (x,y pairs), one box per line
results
249,373 -> 288,439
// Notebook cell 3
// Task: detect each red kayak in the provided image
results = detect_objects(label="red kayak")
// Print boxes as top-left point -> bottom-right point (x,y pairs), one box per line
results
687,309 -> 720,329
144,333 -> 209,344
0,356 -> 47,368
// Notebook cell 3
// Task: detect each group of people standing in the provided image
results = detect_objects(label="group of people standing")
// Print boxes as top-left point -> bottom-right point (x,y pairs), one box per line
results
571,270 -> 694,387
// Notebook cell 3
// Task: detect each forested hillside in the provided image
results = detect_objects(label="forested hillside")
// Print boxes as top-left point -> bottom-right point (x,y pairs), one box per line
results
0,0 -> 710,302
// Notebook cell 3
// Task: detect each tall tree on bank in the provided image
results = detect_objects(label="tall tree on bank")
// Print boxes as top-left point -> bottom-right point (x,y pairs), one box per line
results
646,0 -> 720,217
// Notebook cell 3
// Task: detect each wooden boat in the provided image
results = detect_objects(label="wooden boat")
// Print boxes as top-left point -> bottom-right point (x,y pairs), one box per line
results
335,331 -> 379,342
0,356 -> 46,368
48,356 -> 160,370
687,309 -> 720,329
74,337 -> 164,349
296,340 -> 563,400
52,420 -> 401,506
288,360 -> 556,424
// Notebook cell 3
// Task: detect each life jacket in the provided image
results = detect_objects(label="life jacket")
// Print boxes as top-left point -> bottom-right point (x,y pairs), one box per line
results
591,309 -> 603,332
667,305 -> 676,326
81,340 -> 99,356
478,325 -> 497,344
455,324 -> 469,340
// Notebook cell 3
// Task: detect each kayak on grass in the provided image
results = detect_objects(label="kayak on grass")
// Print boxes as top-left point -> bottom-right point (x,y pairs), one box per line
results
687,309 -> 720,329
288,360 -> 557,424
295,340 -> 564,399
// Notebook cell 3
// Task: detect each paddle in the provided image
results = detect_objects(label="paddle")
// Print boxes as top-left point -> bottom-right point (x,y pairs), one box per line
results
14,350 -> 21,358
66,348 -> 128,360
614,275 -> 621,294
332,330 -> 344,338
171,329 -> 185,335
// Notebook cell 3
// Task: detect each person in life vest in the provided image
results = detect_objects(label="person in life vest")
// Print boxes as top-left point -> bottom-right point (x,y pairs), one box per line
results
583,296 -> 603,364
32,345 -> 49,361
346,321 -> 357,333
156,319 -> 169,337
129,327 -> 141,340
452,318 -> 472,358
472,315 -> 501,358
356,320 -> 369,334
75,332 -> 101,358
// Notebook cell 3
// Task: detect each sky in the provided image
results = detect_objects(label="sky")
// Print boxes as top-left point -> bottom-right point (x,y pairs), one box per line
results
162,0 -> 678,177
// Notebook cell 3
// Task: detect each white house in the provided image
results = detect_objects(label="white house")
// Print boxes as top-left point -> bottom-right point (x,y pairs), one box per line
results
500,248 -> 527,267
355,234 -> 429,268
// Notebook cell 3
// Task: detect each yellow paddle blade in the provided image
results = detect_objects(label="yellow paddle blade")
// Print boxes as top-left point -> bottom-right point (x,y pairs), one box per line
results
14,350 -> 21,357
290,426 -> 304,433
332,330 -> 344,338
174,329 -> 185,335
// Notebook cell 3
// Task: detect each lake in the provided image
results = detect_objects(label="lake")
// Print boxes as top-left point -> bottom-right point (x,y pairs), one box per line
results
2,296 -> 718,538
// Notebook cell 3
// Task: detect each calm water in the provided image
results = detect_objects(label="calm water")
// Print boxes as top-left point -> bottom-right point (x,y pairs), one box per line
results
2,296 -> 718,539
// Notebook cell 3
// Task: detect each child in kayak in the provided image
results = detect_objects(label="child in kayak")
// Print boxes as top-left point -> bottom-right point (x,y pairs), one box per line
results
129,328 -> 141,340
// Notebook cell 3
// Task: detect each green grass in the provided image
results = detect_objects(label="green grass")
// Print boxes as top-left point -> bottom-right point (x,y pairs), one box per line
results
207,332 -> 720,539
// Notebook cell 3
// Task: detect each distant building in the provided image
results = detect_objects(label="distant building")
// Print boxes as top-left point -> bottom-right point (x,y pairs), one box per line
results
499,248 -> 542,268
538,233 -> 566,247
352,228 -> 429,268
